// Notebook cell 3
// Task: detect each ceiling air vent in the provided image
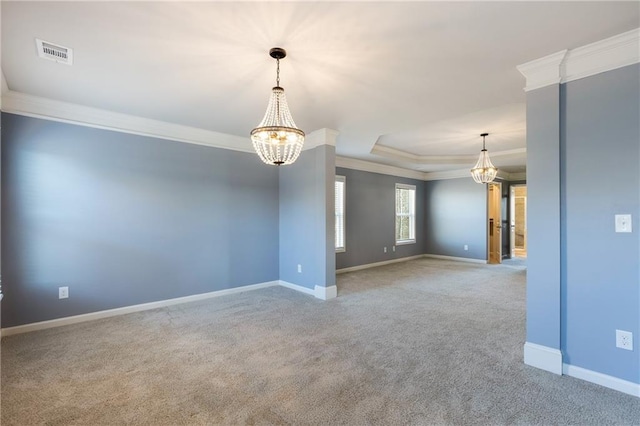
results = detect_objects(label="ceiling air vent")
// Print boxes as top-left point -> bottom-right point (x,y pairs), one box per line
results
36,38 -> 73,65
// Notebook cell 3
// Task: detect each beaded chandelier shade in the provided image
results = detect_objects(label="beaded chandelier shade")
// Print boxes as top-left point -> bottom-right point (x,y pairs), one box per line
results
250,48 -> 305,166
470,133 -> 498,184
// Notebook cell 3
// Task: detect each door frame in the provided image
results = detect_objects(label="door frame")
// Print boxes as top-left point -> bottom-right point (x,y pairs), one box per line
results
487,181 -> 502,264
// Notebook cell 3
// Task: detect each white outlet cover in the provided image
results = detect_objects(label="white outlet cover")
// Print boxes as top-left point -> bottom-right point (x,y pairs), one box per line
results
616,329 -> 633,351
58,286 -> 69,299
615,214 -> 632,233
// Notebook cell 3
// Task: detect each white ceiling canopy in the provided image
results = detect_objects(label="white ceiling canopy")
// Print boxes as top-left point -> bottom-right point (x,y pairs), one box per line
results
2,1 -> 638,174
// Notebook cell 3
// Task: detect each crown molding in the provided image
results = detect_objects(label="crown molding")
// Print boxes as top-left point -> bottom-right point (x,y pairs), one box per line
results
336,156 -> 426,180
564,28 -> 640,84
304,128 -> 339,151
517,50 -> 568,92
1,69 -> 8,111
422,169 -> 471,181
1,90 -> 256,153
372,144 -> 526,165
518,28 -> 640,91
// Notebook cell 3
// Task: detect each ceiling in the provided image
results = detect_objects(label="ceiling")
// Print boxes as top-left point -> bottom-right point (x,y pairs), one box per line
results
2,1 -> 639,174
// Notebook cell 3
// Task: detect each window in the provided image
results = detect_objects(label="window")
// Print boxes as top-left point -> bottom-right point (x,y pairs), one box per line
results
395,183 -> 416,244
335,176 -> 346,252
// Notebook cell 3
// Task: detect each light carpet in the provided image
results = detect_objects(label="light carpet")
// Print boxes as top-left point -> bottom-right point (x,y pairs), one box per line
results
2,258 -> 639,425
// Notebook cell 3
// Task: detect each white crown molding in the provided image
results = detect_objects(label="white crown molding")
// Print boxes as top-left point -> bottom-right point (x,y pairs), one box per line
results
564,28 -> 640,84
422,169 -> 471,181
336,156 -> 426,180
304,128 -> 339,151
372,144 -> 526,165
517,50 -> 568,92
518,28 -> 640,91
1,68 -> 8,111
1,90 -> 255,153
337,156 -> 526,182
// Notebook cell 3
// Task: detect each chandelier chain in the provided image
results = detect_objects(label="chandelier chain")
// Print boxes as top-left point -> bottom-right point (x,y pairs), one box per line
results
276,58 -> 280,87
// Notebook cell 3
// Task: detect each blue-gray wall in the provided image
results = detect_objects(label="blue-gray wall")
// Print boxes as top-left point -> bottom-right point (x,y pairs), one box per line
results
279,145 -> 336,289
1,113 -> 280,327
562,64 -> 639,382
424,178 -> 487,260
335,168 -> 425,270
526,63 -> 640,385
526,85 -> 562,350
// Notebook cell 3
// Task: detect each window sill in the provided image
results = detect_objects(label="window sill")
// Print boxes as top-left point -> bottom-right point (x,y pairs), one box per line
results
336,248 -> 346,253
396,240 -> 416,246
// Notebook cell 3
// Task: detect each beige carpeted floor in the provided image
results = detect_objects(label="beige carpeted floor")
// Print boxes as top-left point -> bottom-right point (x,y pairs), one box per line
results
2,258 -> 639,425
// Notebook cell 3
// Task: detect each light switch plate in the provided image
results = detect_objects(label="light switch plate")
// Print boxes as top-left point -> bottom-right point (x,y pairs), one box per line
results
615,214 -> 632,233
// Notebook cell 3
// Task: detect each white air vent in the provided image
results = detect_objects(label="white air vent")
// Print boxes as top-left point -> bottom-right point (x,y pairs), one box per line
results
36,38 -> 73,65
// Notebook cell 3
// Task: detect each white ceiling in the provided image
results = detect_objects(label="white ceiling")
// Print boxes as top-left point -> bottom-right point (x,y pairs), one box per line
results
2,1 -> 639,174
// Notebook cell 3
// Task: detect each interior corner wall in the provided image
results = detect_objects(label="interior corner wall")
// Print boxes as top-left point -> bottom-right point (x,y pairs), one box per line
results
335,167 -> 425,270
561,63 -> 639,383
525,84 -> 562,351
423,177 -> 487,261
1,113 -> 280,327
279,145 -> 335,289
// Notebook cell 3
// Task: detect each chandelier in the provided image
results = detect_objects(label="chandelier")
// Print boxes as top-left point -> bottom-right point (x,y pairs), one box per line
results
250,47 -> 305,166
470,133 -> 498,183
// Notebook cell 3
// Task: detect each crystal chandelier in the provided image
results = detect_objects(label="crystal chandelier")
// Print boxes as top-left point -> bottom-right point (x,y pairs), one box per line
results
470,133 -> 498,183
250,47 -> 305,166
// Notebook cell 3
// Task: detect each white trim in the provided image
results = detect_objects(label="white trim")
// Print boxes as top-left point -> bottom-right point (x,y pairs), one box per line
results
315,285 -> 337,300
564,28 -> 640,85
1,90 -> 255,153
371,144 -> 526,165
422,254 -> 487,264
563,364 -> 640,398
336,156 -> 425,180
304,128 -> 339,151
336,255 -> 426,274
0,279 -> 341,337
524,342 -> 563,375
1,281 -> 280,337
423,169 -> 472,181
278,280 -> 315,296
517,50 -> 569,92
518,28 -> 640,91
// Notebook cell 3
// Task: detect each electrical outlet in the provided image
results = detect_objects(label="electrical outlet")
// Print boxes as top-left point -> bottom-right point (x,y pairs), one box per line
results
392,246 -> 396,252
58,286 -> 69,299
383,247 -> 387,253
616,330 -> 633,351
297,264 -> 302,273
464,245 -> 469,251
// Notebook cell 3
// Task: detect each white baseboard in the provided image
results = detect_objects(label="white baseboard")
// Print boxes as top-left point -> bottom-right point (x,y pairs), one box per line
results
1,281 -> 282,337
422,254 -> 487,264
524,342 -> 563,375
278,280 -> 316,296
336,255 -> 425,274
1,279 -> 341,337
278,280 -> 337,300
315,285 -> 337,300
563,364 -> 640,398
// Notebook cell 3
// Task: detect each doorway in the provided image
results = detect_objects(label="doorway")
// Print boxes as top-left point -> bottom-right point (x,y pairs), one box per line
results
509,185 -> 527,258
487,182 -> 502,264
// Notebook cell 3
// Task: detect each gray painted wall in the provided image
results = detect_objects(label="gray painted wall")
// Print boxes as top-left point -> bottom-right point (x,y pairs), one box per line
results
525,85 -> 562,350
279,145 -> 335,289
562,64 -> 639,382
424,178 -> 487,260
1,113 -> 280,327
335,167 -> 425,270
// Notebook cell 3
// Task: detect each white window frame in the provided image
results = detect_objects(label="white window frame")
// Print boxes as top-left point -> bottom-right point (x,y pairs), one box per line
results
395,183 -> 416,245
335,175 -> 346,252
